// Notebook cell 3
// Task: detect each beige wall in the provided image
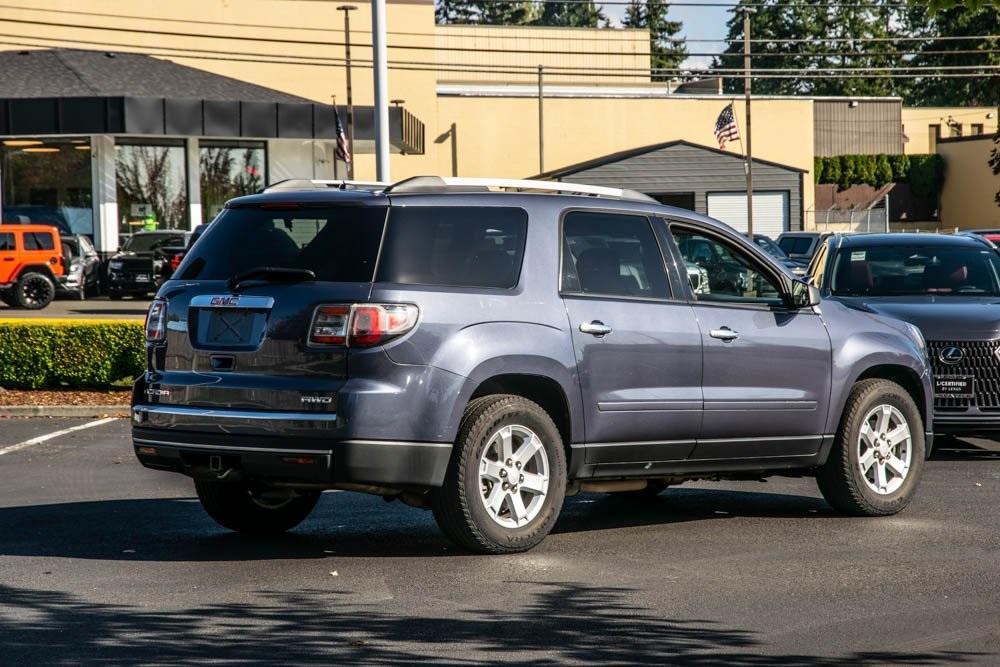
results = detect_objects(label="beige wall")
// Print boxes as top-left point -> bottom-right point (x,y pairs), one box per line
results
902,107 -> 998,155
937,136 -> 1000,230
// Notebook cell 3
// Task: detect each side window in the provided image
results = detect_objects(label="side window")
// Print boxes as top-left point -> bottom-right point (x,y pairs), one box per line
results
561,211 -> 669,299
24,232 -> 54,251
377,207 -> 527,289
0,233 -> 14,251
673,228 -> 784,306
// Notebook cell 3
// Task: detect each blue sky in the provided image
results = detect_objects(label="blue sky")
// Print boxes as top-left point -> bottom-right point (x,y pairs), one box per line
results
601,1 -> 733,69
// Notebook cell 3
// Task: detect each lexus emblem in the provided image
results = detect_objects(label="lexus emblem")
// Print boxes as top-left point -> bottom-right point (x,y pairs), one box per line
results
939,346 -> 964,365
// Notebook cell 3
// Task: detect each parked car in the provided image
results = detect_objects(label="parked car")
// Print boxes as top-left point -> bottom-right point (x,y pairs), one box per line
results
807,232 -> 1000,439
133,176 -> 932,554
957,229 -> 1000,248
0,224 -> 65,309
754,234 -> 808,276
57,234 -> 100,300
777,231 -> 835,262
159,224 -> 211,277
106,230 -> 187,299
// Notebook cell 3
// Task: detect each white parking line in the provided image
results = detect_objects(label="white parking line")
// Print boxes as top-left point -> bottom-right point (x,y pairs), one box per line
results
0,417 -> 119,457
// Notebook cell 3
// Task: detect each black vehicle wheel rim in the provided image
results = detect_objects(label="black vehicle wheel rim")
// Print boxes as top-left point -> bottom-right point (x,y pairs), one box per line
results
23,277 -> 52,306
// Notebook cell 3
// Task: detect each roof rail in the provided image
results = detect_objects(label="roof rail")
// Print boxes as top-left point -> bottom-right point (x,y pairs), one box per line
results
264,179 -> 388,192
383,176 -> 655,203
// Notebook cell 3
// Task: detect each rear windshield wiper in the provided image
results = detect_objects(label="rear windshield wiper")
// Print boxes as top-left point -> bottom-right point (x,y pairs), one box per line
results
227,266 -> 317,292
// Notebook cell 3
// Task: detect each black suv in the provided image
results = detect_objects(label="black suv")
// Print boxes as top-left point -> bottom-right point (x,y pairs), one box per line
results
133,177 -> 932,554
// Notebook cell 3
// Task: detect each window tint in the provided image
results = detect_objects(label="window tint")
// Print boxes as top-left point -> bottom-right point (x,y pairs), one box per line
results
177,206 -> 386,282
377,207 -> 527,288
674,229 -> 784,305
0,233 -> 14,251
23,232 -> 54,251
561,212 -> 669,298
830,245 -> 1000,297
778,236 -> 814,256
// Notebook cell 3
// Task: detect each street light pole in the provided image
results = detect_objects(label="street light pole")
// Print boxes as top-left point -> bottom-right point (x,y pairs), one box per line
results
538,64 -> 544,175
336,4 -> 357,179
371,0 -> 390,182
740,6 -> 756,239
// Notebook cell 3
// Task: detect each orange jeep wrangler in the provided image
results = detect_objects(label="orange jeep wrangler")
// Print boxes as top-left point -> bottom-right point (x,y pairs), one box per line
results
0,224 -> 65,309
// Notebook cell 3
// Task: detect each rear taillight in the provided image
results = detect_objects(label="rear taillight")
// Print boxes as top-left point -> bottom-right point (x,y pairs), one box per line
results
145,299 -> 167,342
170,253 -> 183,271
309,303 -> 418,348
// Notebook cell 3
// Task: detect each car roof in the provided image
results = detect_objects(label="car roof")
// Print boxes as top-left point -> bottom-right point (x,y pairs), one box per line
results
0,223 -> 62,233
837,233 -> 986,248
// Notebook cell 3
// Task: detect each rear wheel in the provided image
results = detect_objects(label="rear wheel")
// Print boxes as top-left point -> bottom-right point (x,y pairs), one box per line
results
432,395 -> 567,554
194,480 -> 321,534
816,379 -> 924,516
14,272 -> 54,309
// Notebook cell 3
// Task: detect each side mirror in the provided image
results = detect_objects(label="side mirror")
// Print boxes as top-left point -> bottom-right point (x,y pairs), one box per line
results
789,279 -> 821,308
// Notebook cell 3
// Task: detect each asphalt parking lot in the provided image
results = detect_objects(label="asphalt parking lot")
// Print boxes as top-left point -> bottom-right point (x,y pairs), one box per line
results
1,418 -> 999,665
0,296 -> 151,320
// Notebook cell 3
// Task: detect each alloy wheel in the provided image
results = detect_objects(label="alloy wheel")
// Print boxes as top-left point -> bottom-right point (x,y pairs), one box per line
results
857,404 -> 912,495
478,424 -> 550,529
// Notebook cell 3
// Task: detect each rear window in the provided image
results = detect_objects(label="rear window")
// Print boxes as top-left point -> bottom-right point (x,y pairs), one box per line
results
779,236 -> 814,256
376,207 -> 527,288
177,206 -> 386,282
23,232 -> 54,251
0,233 -> 14,251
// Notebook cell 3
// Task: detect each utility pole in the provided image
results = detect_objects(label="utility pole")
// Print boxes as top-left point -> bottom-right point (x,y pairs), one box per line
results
371,0 -> 390,182
337,5 -> 357,179
449,122 -> 458,176
538,64 -> 544,175
740,6 -> 756,239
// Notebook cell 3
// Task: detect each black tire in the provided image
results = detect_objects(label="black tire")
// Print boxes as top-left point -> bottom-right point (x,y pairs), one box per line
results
194,480 -> 321,534
816,379 -> 924,517
14,272 -> 55,309
431,394 -> 567,554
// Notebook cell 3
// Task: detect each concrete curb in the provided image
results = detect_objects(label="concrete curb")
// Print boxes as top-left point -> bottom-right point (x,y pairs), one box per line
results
0,405 -> 129,418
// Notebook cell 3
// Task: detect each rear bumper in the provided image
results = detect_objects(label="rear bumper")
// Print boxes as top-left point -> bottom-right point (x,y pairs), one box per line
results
133,427 -> 452,488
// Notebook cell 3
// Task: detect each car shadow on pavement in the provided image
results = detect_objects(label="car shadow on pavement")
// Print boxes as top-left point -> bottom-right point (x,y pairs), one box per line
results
0,488 -> 835,562
0,581 -> 982,665
930,442 -> 1000,461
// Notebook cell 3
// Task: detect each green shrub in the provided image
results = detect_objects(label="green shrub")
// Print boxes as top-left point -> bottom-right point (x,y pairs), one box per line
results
889,154 -> 910,181
821,156 -> 841,185
839,155 -> 857,191
908,154 -> 945,203
0,320 -> 144,389
875,154 -> 893,188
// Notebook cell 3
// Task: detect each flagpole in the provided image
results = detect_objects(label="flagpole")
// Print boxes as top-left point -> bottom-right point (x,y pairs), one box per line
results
740,5 -> 756,239
331,94 -> 339,179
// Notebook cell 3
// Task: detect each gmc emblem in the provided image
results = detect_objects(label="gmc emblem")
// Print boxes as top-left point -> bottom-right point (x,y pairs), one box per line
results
210,296 -> 240,307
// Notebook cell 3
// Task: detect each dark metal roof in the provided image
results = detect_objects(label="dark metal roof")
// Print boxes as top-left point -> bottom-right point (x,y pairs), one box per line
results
0,49 -> 311,103
839,233 -> 984,248
0,48 -> 425,153
533,139 -> 808,180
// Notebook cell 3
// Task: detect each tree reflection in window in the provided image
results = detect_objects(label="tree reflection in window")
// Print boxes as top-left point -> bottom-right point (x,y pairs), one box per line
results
199,143 -> 265,224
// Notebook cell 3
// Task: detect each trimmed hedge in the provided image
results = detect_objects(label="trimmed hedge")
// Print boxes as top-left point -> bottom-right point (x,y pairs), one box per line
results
0,320 -> 144,389
813,153 -> 943,198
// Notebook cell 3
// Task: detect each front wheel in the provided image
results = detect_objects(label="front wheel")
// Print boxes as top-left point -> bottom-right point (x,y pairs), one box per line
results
14,272 -> 55,309
816,379 -> 924,516
194,480 -> 320,534
432,395 -> 567,554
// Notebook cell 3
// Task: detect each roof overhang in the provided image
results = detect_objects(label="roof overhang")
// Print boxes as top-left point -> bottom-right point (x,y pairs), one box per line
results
0,96 -> 425,154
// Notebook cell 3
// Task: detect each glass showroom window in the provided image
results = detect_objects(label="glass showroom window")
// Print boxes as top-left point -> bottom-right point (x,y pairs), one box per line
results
0,137 -> 94,236
115,140 -> 189,234
200,141 -> 266,224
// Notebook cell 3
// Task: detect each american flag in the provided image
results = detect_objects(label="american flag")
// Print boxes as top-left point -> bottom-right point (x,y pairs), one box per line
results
334,106 -> 351,163
714,103 -> 740,150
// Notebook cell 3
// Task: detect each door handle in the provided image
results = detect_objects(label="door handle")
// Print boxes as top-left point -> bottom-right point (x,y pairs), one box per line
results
580,320 -> 613,337
709,327 -> 740,341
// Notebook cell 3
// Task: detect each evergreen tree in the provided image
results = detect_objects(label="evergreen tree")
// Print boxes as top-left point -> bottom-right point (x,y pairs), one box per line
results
622,1 -> 688,79
435,1 -> 535,25
990,127 -> 1000,208
534,1 -> 607,28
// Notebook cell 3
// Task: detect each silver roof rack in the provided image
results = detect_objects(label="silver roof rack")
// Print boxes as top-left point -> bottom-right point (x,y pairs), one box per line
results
384,176 -> 655,203
264,179 -> 388,192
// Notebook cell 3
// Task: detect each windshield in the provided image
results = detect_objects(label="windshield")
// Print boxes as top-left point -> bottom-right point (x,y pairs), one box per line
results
779,236 -> 815,256
176,206 -> 386,282
755,236 -> 787,259
123,234 -> 184,253
831,244 -> 1000,297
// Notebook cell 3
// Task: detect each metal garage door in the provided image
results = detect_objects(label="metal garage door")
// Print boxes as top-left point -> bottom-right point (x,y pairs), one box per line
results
707,191 -> 789,239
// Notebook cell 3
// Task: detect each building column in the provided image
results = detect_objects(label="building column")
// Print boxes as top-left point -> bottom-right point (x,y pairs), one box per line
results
186,138 -> 201,229
90,135 -> 118,254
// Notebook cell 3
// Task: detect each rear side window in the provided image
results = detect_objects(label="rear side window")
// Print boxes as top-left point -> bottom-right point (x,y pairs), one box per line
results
23,232 -> 54,251
0,233 -> 14,251
177,206 -> 386,282
561,211 -> 669,299
376,207 -> 527,288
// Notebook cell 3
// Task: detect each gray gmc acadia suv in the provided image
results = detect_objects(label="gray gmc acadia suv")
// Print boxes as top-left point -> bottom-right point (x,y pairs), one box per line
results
133,176 -> 933,554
